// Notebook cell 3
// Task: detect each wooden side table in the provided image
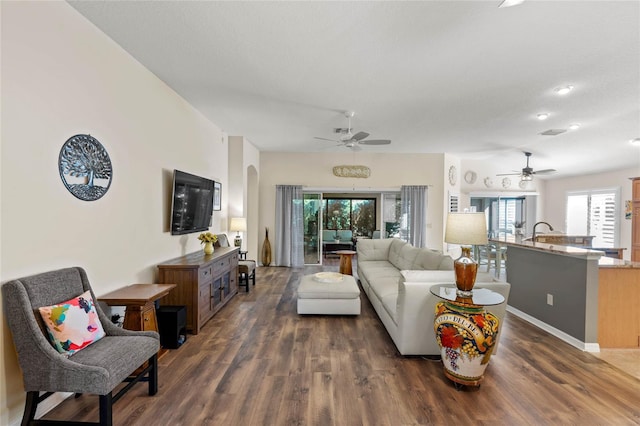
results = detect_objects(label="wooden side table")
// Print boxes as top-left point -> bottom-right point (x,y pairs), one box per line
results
336,250 -> 357,275
100,283 -> 176,355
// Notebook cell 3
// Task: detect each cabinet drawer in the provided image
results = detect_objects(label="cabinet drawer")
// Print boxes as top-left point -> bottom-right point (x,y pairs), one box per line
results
215,257 -> 232,270
199,266 -> 213,282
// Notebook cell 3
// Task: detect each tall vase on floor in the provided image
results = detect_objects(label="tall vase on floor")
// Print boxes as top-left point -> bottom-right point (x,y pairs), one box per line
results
262,227 -> 272,266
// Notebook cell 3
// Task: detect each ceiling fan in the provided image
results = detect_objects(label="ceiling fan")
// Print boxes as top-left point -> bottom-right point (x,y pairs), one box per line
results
314,111 -> 391,150
497,152 -> 556,181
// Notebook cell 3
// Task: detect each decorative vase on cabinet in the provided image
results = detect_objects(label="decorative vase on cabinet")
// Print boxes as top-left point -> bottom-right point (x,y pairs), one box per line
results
203,242 -> 214,255
262,227 -> 272,266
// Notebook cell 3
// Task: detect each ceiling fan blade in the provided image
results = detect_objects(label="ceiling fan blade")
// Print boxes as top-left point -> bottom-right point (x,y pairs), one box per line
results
360,139 -> 391,145
533,169 -> 557,174
351,131 -> 370,141
496,172 -> 521,176
314,136 -> 340,142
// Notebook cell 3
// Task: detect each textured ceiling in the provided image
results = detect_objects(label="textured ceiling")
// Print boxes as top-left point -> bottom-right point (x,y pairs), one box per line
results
69,1 -> 640,179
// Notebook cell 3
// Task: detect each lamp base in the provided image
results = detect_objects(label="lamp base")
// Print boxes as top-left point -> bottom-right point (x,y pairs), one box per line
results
234,236 -> 242,247
454,246 -> 478,297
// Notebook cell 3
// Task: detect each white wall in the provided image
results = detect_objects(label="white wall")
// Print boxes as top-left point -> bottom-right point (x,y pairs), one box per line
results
543,168 -> 635,259
228,136 -> 261,259
0,3 -> 228,423
259,152 -> 447,256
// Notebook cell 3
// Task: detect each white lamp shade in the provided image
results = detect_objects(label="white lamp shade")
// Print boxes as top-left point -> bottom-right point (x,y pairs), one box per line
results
229,217 -> 247,232
444,213 -> 488,245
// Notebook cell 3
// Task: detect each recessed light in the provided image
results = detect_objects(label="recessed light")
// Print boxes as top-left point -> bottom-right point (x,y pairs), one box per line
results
630,138 -> 640,146
537,113 -> 550,120
568,123 -> 581,130
554,85 -> 574,95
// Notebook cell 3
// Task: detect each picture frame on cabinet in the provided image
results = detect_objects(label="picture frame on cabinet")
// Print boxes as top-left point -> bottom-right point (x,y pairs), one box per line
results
213,181 -> 222,211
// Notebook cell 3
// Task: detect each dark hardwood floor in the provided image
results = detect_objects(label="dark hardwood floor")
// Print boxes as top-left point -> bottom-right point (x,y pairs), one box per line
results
43,261 -> 640,425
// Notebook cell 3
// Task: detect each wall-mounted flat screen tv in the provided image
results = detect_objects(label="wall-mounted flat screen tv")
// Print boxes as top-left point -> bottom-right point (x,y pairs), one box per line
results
170,169 -> 215,235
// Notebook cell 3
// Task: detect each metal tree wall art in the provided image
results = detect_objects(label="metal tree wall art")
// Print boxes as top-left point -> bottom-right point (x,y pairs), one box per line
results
58,134 -> 113,201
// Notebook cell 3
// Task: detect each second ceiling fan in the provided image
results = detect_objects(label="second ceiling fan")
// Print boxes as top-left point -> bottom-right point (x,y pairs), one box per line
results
497,151 -> 556,181
314,111 -> 391,150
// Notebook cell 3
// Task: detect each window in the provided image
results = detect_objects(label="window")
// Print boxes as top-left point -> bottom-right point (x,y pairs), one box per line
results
322,197 -> 376,237
484,197 -> 525,237
566,188 -> 619,247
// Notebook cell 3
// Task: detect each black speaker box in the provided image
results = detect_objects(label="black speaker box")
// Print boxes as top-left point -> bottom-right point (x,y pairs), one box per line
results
156,305 -> 187,349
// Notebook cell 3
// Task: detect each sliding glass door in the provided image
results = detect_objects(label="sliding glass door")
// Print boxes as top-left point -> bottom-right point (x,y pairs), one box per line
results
303,193 -> 322,264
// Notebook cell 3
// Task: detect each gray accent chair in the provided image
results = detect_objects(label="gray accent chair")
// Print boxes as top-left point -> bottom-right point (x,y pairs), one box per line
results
2,267 -> 160,426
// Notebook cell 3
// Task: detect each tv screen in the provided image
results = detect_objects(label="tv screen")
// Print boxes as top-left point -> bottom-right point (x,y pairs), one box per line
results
170,170 -> 215,235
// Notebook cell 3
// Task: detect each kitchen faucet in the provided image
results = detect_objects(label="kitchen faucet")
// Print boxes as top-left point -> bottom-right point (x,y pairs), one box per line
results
532,221 -> 554,242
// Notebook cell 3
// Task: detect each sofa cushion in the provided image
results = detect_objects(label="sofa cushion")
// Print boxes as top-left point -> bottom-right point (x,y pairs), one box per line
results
322,230 -> 336,241
357,238 -> 393,261
338,230 -> 353,241
412,248 -> 454,270
400,270 -> 456,283
393,244 -> 422,270
359,261 -> 401,286
369,276 -> 402,300
388,239 -> 408,268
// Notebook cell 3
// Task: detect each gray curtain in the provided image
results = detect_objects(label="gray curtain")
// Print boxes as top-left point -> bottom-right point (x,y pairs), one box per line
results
401,185 -> 428,247
275,185 -> 304,267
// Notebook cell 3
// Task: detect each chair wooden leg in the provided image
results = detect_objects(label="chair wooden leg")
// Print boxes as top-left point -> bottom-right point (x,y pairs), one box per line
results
149,354 -> 158,396
22,391 -> 39,426
251,271 -> 256,286
99,393 -> 113,426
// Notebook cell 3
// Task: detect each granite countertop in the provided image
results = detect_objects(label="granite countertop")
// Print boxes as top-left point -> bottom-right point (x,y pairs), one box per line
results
490,236 -> 640,266
597,256 -> 640,269
489,236 -> 604,260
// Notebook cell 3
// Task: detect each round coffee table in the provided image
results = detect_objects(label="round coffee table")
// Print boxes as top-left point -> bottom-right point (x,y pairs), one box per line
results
336,250 -> 357,275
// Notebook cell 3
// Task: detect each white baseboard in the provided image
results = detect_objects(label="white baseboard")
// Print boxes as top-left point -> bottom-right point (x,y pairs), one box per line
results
507,305 -> 600,353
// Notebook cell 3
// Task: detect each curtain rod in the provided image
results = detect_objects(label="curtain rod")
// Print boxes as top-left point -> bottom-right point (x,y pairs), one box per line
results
303,185 -> 433,192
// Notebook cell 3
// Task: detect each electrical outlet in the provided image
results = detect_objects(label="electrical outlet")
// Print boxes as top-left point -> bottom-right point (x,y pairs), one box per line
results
547,294 -> 554,306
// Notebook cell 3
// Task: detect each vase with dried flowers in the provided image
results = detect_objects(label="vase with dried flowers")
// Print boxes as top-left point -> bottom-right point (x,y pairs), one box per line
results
198,232 -> 217,255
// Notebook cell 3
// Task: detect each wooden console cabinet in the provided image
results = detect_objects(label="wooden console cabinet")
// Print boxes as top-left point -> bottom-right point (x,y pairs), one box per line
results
157,247 -> 239,334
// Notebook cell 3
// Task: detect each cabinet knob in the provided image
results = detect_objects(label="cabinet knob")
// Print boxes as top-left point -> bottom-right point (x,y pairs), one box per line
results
144,318 -> 149,322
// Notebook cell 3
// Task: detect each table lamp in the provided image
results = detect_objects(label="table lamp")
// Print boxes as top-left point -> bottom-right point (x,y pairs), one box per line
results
229,217 -> 247,248
444,212 -> 488,296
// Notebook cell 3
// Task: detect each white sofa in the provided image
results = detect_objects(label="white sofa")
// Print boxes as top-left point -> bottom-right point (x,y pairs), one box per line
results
356,238 -> 511,356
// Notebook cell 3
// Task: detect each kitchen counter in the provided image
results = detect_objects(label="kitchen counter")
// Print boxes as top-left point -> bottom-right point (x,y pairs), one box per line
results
490,236 -> 604,260
597,256 -> 640,268
491,235 -> 601,351
491,235 -> 639,349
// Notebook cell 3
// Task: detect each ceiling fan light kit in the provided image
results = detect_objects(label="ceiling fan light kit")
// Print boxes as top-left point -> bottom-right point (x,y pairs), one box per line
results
314,111 -> 391,150
497,152 -> 556,182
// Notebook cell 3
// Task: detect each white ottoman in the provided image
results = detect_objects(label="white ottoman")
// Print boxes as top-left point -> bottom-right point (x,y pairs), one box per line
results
297,273 -> 361,315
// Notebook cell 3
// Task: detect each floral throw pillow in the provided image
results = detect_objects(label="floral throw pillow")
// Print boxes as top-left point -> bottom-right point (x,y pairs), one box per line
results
38,290 -> 106,356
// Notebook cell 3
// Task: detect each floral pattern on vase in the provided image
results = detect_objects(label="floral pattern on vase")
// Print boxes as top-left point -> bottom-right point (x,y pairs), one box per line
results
434,300 -> 499,386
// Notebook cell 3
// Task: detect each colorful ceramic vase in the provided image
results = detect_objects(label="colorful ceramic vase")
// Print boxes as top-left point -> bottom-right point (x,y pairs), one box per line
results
434,300 -> 499,387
